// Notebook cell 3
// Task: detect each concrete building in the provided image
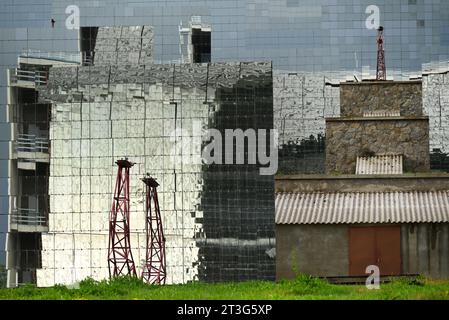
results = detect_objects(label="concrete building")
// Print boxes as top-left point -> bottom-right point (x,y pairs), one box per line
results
5,26 -> 275,287
5,51 -> 79,285
276,80 -> 449,280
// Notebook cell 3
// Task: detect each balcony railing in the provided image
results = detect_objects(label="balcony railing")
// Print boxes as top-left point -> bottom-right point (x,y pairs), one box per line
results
10,69 -> 48,86
11,208 -> 47,227
82,51 -> 94,66
16,134 -> 49,153
20,49 -> 82,64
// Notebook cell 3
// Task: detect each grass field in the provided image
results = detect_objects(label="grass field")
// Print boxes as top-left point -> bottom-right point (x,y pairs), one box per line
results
0,274 -> 448,300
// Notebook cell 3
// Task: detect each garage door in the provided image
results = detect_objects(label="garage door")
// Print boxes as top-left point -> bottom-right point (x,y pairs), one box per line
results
349,226 -> 401,276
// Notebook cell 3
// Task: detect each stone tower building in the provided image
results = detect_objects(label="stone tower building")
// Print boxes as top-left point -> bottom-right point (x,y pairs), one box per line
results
326,81 -> 429,175
276,80 -> 449,280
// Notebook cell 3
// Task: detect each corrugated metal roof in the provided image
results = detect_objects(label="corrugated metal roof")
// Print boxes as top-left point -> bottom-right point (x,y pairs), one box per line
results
275,191 -> 449,224
356,154 -> 403,175
363,111 -> 401,117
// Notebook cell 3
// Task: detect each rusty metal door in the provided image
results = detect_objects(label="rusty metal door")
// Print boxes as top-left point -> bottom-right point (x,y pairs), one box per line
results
349,226 -> 401,276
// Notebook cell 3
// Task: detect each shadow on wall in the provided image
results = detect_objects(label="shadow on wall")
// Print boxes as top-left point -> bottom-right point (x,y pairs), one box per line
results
278,134 -> 325,175
198,72 -> 275,282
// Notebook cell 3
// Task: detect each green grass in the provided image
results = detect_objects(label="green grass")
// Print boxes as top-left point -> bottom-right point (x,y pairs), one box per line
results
0,274 -> 448,300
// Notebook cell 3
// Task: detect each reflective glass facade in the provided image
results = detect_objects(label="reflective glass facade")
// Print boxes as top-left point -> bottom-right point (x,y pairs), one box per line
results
2,0 -> 449,287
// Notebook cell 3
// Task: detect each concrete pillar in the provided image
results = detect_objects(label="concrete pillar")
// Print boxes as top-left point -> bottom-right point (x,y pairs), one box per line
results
417,224 -> 430,276
408,224 -> 418,274
440,224 -> 449,278
429,224 -> 440,278
400,225 -> 409,274
5,232 -> 17,288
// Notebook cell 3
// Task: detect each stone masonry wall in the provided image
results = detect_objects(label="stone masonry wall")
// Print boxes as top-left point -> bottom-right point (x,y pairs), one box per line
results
340,81 -> 423,117
326,118 -> 430,174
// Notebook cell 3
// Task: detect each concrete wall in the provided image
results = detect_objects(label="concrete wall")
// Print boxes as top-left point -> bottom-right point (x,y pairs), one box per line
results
402,224 -> 449,279
276,224 -> 348,279
276,223 -> 449,280
340,81 -> 422,117
325,117 -> 430,174
275,174 -> 449,193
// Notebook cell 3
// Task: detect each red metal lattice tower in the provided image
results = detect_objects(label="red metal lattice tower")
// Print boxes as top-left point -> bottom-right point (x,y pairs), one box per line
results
376,26 -> 386,81
141,176 -> 167,285
108,159 -> 137,278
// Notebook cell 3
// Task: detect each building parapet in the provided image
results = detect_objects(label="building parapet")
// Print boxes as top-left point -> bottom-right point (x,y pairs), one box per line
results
275,173 -> 449,193
325,116 -> 429,122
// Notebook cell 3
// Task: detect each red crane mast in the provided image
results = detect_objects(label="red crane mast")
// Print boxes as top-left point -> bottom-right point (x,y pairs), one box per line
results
108,159 -> 137,278
141,176 -> 167,285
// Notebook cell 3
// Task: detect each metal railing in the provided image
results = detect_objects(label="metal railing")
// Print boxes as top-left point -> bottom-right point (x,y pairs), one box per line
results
10,69 -> 48,86
16,134 -> 49,153
11,208 -> 47,226
82,51 -> 94,66
20,49 -> 82,64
